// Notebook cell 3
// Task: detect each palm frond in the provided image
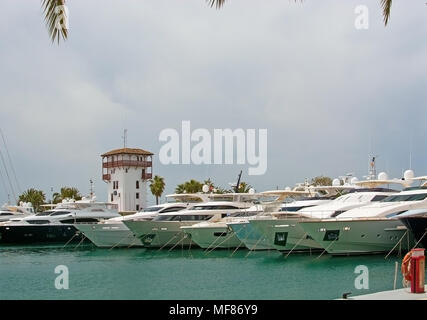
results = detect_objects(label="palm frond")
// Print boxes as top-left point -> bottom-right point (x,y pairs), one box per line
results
381,0 -> 392,25
42,0 -> 68,44
206,0 -> 227,9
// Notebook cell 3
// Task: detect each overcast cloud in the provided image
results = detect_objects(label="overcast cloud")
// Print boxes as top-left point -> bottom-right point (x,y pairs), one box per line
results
0,0 -> 426,205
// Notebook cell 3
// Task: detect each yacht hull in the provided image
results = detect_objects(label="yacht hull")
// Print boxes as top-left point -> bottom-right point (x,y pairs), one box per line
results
399,217 -> 427,249
75,222 -> 143,248
227,221 -> 273,250
0,224 -> 86,245
123,220 -> 198,248
249,219 -> 323,253
182,225 -> 242,249
299,219 -> 414,255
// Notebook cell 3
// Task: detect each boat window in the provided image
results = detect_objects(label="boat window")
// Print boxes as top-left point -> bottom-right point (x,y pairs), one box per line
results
50,211 -> 71,216
27,220 -> 50,224
159,206 -> 186,213
154,215 -> 213,221
381,193 -> 427,202
0,212 -> 13,216
280,205 -> 315,212
143,206 -> 164,212
189,205 -> 239,210
371,195 -> 388,202
59,218 -> 100,224
35,211 -> 54,216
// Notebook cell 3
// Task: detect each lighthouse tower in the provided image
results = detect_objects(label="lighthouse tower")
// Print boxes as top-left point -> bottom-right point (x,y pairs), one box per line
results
101,148 -> 153,213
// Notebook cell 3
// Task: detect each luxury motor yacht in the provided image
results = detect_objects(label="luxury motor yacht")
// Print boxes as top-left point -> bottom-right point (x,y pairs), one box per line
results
123,193 -> 259,249
0,196 -> 119,245
75,193 -> 208,248
250,182 -> 399,253
0,202 -> 35,222
298,186 -> 427,255
227,191 -> 335,251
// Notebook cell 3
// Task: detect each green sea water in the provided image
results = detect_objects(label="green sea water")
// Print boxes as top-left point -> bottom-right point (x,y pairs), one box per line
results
0,245 -> 408,300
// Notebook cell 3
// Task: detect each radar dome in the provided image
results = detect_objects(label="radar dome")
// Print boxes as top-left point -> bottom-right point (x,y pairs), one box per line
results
202,185 -> 209,193
404,169 -> 415,180
332,179 -> 341,186
248,188 -> 255,194
285,186 -> 291,191
378,172 -> 388,181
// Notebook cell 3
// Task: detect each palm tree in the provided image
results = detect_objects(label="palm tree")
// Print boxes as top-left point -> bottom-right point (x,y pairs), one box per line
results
236,181 -> 252,193
41,0 -> 393,43
52,187 -> 82,204
310,176 -> 333,187
150,175 -> 166,205
175,179 -> 203,194
18,188 -> 46,212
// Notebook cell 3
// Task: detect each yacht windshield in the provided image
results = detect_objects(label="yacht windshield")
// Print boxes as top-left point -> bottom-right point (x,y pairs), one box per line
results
189,205 -> 239,210
154,215 -> 213,221
143,206 -> 163,212
35,211 -> 54,216
381,193 -> 427,202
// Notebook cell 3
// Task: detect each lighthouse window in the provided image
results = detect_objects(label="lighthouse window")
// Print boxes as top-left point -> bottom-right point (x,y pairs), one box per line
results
111,193 -> 114,202
136,193 -> 139,199
136,181 -> 140,189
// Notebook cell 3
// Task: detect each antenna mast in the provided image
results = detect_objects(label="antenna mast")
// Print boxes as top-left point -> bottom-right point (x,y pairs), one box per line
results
122,129 -> 127,148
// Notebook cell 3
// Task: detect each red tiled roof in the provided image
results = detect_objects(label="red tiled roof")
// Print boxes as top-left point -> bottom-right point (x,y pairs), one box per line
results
101,148 -> 154,157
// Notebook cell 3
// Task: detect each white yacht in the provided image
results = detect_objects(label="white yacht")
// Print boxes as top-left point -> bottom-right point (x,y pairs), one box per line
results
0,196 -> 119,245
227,192 -> 335,251
0,202 -> 35,222
124,193 -> 258,249
75,193 -> 208,248
299,186 -> 427,255
250,183 -> 398,253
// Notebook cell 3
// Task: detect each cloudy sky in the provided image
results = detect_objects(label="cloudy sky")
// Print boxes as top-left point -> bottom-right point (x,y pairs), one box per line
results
0,0 -> 426,205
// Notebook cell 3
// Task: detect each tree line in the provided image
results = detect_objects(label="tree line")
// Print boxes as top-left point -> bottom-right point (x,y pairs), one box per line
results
15,175 -> 332,211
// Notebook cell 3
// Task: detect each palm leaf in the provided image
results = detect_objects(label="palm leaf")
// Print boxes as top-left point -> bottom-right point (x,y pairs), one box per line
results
380,0 -> 392,25
42,0 -> 68,43
206,0 -> 227,9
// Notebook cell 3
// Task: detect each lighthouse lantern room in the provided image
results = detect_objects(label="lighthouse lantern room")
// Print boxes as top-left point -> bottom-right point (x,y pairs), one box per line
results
101,148 -> 153,213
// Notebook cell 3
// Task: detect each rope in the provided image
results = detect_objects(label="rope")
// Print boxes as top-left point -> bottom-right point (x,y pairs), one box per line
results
315,238 -> 337,260
230,223 -> 257,257
168,233 -> 188,252
0,128 -> 22,194
158,232 -> 181,251
205,230 -> 236,255
285,232 -> 308,258
62,233 -> 79,248
411,230 -> 427,250
245,235 -> 266,258
0,147 -> 16,203
109,234 -> 132,250
73,235 -> 86,250
385,230 -> 408,260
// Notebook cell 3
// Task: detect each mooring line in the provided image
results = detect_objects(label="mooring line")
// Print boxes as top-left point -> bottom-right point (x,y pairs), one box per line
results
245,236 -> 266,258
206,230 -> 236,255
315,238 -> 337,260
62,233 -> 78,249
385,230 -> 408,260
158,232 -> 180,251
411,230 -> 427,250
285,233 -> 308,259
74,235 -> 86,250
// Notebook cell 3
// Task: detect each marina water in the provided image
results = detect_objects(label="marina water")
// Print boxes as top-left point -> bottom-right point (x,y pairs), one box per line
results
0,245 -> 409,300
